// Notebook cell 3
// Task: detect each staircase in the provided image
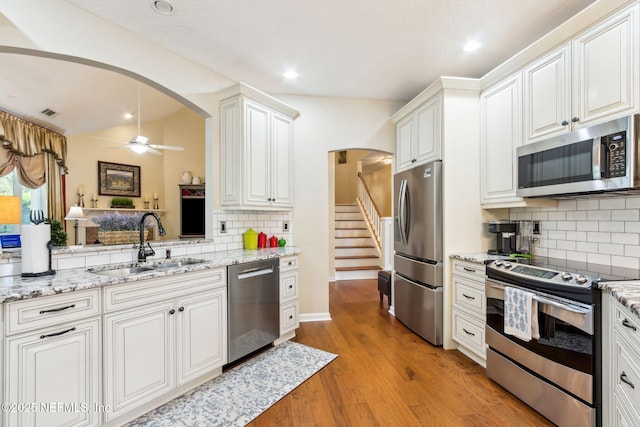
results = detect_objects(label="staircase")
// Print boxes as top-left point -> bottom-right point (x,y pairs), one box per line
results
334,204 -> 382,280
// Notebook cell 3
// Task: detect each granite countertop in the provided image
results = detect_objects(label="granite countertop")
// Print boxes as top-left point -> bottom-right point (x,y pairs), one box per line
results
450,253 -> 510,264
0,247 -> 300,303
598,281 -> 640,319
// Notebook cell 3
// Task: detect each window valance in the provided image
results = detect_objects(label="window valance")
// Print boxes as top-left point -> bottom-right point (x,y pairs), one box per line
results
0,110 -> 67,173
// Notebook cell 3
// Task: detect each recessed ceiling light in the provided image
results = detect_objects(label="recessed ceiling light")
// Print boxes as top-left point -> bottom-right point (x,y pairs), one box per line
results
151,0 -> 174,15
283,70 -> 298,80
124,113 -> 134,120
463,40 -> 481,52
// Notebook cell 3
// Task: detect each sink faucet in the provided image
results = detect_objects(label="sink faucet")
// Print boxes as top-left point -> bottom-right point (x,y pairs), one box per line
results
138,212 -> 166,262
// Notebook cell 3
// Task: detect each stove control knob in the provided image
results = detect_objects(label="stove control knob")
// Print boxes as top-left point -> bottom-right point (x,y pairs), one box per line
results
576,275 -> 588,284
503,262 -> 512,268
560,272 -> 573,281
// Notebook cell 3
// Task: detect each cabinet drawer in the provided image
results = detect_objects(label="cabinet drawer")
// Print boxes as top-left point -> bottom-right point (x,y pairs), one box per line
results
280,256 -> 299,272
104,268 -> 226,312
613,331 -> 640,415
5,289 -> 101,336
452,308 -> 486,358
453,276 -> 485,317
280,271 -> 299,303
613,304 -> 640,348
280,300 -> 299,334
452,260 -> 485,282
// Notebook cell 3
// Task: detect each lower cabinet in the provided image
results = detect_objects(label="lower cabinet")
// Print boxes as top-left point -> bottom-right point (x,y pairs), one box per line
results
279,256 -> 300,339
102,269 -> 227,423
604,293 -> 640,426
451,259 -> 487,366
3,290 -> 102,427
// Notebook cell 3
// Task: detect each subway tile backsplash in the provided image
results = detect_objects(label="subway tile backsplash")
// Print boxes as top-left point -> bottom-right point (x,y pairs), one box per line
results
510,195 -> 640,269
210,210 -> 293,251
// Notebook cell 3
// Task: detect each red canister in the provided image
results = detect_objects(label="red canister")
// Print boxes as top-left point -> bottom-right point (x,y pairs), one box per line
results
269,235 -> 279,248
257,232 -> 267,248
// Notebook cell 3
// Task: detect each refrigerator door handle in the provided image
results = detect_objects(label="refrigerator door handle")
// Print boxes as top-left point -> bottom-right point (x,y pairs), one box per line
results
398,179 -> 408,244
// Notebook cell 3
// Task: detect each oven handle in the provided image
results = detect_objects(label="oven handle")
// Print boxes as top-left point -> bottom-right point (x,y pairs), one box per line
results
487,282 -> 589,315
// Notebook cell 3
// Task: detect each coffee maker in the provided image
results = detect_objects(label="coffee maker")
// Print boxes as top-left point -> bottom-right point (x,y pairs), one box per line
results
487,220 -> 518,255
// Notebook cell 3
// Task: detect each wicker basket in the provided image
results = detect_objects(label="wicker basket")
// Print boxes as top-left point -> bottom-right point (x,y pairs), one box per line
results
98,230 -> 150,245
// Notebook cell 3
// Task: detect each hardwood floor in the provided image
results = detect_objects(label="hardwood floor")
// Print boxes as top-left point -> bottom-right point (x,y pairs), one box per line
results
249,279 -> 553,426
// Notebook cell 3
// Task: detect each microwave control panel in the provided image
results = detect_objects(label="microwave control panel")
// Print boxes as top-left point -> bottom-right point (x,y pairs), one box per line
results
604,130 -> 627,178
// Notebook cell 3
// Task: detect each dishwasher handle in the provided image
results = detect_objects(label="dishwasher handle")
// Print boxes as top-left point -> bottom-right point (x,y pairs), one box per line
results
237,267 -> 274,280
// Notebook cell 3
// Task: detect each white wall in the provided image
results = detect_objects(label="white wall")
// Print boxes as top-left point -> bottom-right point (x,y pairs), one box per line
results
276,95 -> 402,318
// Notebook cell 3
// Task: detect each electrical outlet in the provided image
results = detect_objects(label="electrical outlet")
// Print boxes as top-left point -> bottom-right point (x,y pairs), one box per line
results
282,221 -> 289,232
220,221 -> 227,234
532,221 -> 541,235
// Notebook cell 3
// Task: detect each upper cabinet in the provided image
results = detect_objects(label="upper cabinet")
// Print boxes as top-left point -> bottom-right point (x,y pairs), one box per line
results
394,95 -> 441,172
219,83 -> 300,210
524,4 -> 639,144
480,73 -> 522,205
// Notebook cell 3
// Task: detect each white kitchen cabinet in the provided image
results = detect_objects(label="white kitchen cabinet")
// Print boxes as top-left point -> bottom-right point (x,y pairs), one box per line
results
395,95 -> 441,172
451,259 -> 487,366
480,72 -> 522,206
523,4 -> 639,143
102,269 -> 226,423
278,256 -> 300,341
219,83 -> 299,210
604,293 -> 640,426
3,290 -> 102,427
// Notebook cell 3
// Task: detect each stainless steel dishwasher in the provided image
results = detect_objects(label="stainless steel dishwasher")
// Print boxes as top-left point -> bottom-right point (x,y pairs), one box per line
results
227,258 -> 280,364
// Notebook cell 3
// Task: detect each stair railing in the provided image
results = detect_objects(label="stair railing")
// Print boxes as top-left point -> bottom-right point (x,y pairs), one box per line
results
356,172 -> 383,254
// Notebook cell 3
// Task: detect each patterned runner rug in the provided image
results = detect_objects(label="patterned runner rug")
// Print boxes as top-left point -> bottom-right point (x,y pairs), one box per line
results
127,341 -> 338,427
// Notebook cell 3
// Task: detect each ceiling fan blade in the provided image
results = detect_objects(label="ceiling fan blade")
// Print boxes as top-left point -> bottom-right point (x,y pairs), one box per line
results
148,144 -> 184,151
147,147 -> 162,156
108,145 -> 128,150
90,135 -> 120,143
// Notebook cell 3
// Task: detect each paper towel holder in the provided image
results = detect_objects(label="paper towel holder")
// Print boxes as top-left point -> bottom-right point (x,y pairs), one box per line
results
21,240 -> 55,278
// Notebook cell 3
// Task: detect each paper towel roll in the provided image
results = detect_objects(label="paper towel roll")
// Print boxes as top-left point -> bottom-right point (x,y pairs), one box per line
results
21,224 -> 51,274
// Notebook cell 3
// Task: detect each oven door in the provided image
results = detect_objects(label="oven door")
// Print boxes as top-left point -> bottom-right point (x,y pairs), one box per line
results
485,278 -> 595,404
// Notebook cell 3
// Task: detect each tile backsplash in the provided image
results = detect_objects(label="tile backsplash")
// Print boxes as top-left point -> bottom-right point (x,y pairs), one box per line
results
210,210 -> 293,251
510,196 -> 640,269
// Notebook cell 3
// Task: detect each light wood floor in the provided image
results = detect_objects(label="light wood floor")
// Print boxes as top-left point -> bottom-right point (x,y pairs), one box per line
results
249,279 -> 554,426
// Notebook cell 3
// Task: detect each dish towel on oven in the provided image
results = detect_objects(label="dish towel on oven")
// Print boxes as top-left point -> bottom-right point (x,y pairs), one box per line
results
504,286 -> 540,341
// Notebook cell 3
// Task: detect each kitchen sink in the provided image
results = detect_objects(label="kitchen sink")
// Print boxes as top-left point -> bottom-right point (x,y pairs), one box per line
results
88,265 -> 154,277
148,258 -> 206,269
88,258 -> 206,277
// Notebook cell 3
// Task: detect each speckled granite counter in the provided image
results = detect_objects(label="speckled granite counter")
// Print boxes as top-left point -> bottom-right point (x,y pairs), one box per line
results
449,253 -> 510,264
0,247 -> 300,303
598,281 -> 640,319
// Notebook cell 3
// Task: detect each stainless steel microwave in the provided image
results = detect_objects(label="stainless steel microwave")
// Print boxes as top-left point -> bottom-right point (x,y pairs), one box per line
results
516,114 -> 640,198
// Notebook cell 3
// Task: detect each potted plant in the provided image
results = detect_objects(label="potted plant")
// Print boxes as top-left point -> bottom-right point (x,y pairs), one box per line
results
110,197 -> 135,209
44,218 -> 68,247
92,212 -> 153,245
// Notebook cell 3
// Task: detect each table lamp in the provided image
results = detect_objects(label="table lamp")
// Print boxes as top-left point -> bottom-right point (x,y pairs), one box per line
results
0,195 -> 21,224
65,205 -> 87,245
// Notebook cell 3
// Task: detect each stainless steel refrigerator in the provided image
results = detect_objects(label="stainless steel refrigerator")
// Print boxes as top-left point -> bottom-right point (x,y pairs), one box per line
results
393,160 -> 443,345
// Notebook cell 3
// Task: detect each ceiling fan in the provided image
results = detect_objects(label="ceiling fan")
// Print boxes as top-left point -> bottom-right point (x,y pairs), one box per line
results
91,83 -> 184,155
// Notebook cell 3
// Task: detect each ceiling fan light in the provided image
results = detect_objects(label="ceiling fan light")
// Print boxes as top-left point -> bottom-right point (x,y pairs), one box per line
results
130,144 -> 148,154
130,135 -> 149,144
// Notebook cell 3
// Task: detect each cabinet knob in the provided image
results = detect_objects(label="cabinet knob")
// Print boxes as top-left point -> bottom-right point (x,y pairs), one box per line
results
179,306 -> 185,312
561,120 -> 569,126
169,309 -> 176,315
411,158 -> 417,163
571,117 -> 579,123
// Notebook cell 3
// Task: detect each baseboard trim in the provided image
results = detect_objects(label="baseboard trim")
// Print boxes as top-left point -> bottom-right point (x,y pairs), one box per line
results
300,312 -> 332,322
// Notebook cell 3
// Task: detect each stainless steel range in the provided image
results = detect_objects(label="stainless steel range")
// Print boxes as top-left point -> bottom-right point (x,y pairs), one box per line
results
485,257 -> 638,427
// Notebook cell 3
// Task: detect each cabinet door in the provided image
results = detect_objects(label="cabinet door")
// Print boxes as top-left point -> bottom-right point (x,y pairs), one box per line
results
5,318 -> 101,427
396,114 -> 415,171
523,43 -> 571,142
103,301 -> 175,421
573,5 -> 639,127
220,98 -> 241,206
270,111 -> 294,208
480,72 -> 522,204
415,96 -> 441,163
244,100 -> 271,206
176,289 -> 226,385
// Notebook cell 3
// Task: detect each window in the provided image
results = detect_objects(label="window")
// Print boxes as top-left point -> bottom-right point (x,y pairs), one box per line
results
0,170 -> 47,234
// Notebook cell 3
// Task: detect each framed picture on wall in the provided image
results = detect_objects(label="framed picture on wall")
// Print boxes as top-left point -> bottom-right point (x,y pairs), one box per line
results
98,161 -> 141,197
